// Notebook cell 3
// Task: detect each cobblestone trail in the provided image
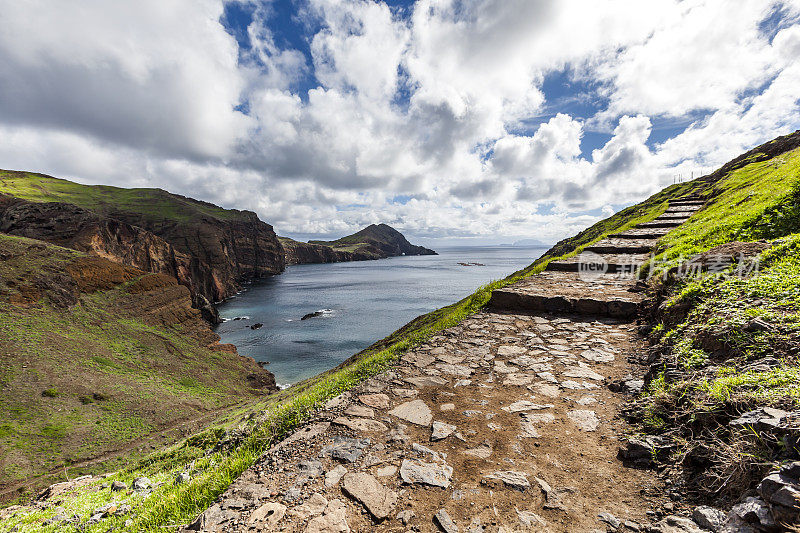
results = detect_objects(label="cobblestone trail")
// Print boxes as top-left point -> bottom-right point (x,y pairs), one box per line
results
187,199 -> 706,532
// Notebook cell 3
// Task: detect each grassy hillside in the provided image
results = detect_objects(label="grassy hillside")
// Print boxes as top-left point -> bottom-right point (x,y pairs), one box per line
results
0,235 -> 272,499
2,132 -> 799,531
0,171 -> 248,224
631,144 -> 800,502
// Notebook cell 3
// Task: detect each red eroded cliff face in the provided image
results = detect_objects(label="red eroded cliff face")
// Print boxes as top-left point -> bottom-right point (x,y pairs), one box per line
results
0,193 -> 285,314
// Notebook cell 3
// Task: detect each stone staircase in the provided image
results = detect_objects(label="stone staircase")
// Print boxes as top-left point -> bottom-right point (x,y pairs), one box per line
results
489,195 -> 706,318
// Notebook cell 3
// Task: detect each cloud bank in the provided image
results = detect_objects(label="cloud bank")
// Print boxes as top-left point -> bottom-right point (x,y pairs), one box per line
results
0,0 -> 798,244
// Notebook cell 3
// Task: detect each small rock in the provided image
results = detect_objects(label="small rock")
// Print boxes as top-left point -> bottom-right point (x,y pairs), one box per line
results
598,512 -> 620,529
731,497 -> 773,527
730,407 -> 786,431
291,494 -> 328,519
325,465 -> 348,487
440,403 -> 455,411
110,481 -> 127,492
481,471 -> 530,491
332,417 -> 388,433
435,509 -> 459,533
248,502 -> 287,526
780,461 -> 800,479
502,401 -> 553,413
132,477 -> 151,491
567,410 -> 599,431
463,440 -> 493,459
376,465 -> 398,477
321,436 -> 370,463
516,508 -> 547,528
692,506 -> 727,530
397,509 -> 415,525
431,421 -> 457,441
343,405 -> 375,418
306,500 -> 350,533
653,515 -> 704,533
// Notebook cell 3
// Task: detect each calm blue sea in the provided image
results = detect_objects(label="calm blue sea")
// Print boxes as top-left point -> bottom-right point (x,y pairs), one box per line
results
214,246 -> 547,387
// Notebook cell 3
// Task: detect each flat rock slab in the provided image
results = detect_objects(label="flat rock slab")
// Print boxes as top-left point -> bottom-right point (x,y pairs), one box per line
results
482,471 -> 530,491
332,417 -> 388,433
568,410 -> 600,431
431,421 -> 457,441
321,437 -> 371,463
343,405 -> 375,418
498,345 -> 526,356
463,441 -> 493,459
359,393 -> 390,410
305,500 -> 350,533
248,502 -> 286,526
435,509 -> 459,533
388,399 -> 433,426
563,367 -> 604,381
342,472 -> 398,520
502,401 -> 553,413
581,349 -> 615,363
399,459 -> 453,488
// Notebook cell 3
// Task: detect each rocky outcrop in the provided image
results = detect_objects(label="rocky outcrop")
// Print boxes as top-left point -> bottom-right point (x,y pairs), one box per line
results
0,191 -> 285,311
281,238 -> 374,266
101,202 -> 285,302
283,224 -> 436,266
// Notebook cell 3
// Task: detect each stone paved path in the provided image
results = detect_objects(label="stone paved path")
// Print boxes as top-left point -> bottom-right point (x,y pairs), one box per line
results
186,199 -> 706,533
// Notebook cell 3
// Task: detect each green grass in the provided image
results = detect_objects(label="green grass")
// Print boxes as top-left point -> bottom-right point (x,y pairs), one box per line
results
0,235 -> 274,493
0,171 -> 248,224
646,147 -> 800,275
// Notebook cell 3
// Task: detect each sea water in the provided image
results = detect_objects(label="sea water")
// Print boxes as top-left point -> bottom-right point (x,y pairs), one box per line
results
214,246 -> 547,387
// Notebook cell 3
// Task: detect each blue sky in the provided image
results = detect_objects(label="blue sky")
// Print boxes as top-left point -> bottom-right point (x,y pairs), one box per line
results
0,0 -> 799,245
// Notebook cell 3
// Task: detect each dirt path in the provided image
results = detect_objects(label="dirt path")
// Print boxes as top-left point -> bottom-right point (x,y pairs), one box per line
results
184,199 -> 708,533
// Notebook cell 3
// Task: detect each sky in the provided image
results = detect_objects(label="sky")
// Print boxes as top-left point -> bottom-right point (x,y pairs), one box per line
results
0,0 -> 799,246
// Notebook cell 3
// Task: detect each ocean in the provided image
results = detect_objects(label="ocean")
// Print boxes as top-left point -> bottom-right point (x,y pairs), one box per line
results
214,245 -> 547,387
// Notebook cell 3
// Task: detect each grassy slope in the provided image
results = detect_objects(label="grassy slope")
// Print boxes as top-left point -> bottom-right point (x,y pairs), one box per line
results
4,138 -> 798,530
0,170 -> 248,224
0,235 -> 269,497
633,146 -> 800,501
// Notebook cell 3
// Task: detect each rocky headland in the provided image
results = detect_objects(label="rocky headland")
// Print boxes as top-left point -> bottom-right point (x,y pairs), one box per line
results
282,223 -> 436,266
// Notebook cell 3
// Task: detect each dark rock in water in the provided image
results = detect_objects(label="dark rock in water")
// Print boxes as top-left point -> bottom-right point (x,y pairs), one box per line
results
302,311 -> 324,320
250,323 -> 263,330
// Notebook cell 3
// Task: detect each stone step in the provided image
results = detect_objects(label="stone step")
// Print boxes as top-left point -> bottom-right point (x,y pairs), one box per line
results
608,228 -> 672,239
545,253 -> 650,274
636,220 -> 685,228
585,238 -> 655,254
669,200 -> 705,207
489,271 -> 643,318
657,214 -> 694,220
